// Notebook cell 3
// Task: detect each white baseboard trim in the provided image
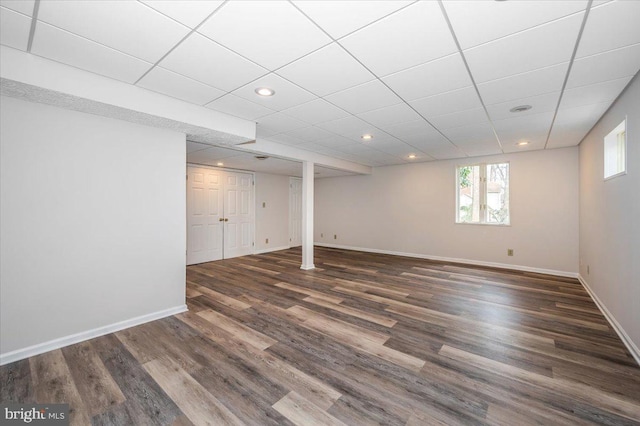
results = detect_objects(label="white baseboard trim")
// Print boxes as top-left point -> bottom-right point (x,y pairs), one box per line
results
254,245 -> 291,255
315,243 -> 578,279
0,304 -> 188,366
577,275 -> 640,366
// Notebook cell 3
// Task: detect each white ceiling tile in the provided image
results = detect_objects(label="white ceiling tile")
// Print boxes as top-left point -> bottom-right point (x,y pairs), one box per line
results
567,43 -> 640,89
493,111 -> 554,146
0,6 -> 30,50
464,13 -> 583,83
31,22 -> 151,84
140,1 -> 223,28
502,140 -> 547,154
400,131 -> 450,148
205,94 -> 274,121
382,53 -> 472,101
561,76 -> 631,109
382,119 -> 441,140
292,0 -> 412,40
324,79 -> 401,115
267,133 -> 306,146
232,73 -> 316,111
198,1 -> 331,70
256,112 -> 308,138
315,116 -> 377,141
1,0 -> 34,16
425,143 -> 467,160
555,101 -> 613,126
340,1 -> 457,77
428,108 -> 489,131
409,86 -> 482,119
547,101 -> 612,148
37,0 -> 189,63
316,134 -> 359,149
442,122 -> 497,144
160,33 -> 267,92
477,62 -> 569,105
276,43 -> 375,96
136,66 -> 224,105
444,0 -> 587,50
186,141 -> 211,153
486,91 -> 560,121
285,126 -> 336,143
282,99 -> 349,124
458,142 -> 504,158
373,139 -> 417,157
296,142 -> 330,152
577,0 -> 640,59
357,103 -> 422,128
338,143 -> 375,156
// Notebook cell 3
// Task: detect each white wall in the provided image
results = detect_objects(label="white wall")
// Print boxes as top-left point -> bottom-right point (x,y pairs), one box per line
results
579,75 -> 639,356
0,97 -> 186,361
255,172 -> 290,252
315,147 -> 579,275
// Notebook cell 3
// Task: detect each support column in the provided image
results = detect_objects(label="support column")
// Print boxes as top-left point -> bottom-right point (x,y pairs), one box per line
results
300,161 -> 315,270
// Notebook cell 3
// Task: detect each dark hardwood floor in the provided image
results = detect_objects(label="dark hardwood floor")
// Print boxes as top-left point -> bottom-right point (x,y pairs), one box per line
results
2,247 -> 640,425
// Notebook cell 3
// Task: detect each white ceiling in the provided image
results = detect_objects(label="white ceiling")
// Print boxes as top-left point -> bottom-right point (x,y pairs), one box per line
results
1,0 -> 639,171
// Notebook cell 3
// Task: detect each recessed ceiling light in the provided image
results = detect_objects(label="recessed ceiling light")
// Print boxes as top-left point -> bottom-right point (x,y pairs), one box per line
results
408,154 -> 416,159
255,87 -> 275,97
516,141 -> 529,146
216,162 -> 224,166
510,105 -> 532,113
361,134 -> 373,141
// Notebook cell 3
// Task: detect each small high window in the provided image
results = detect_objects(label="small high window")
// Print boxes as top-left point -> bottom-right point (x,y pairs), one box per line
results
456,162 -> 510,225
604,118 -> 626,180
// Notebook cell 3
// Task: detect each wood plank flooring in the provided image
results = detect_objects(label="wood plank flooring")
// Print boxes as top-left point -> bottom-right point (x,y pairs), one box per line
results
2,247 -> 640,425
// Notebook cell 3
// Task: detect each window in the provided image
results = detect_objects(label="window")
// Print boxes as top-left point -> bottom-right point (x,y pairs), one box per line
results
604,118 -> 626,179
456,162 -> 510,225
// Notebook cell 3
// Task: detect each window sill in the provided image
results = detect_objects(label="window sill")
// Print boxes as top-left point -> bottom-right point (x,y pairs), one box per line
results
455,221 -> 511,227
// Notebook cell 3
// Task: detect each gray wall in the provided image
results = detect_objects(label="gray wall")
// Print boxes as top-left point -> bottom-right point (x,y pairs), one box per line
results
255,172 -> 291,252
579,75 -> 640,352
0,96 -> 186,357
315,147 -> 580,275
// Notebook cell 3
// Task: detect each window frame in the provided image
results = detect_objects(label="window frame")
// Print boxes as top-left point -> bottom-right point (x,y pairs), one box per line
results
455,161 -> 510,226
603,117 -> 627,181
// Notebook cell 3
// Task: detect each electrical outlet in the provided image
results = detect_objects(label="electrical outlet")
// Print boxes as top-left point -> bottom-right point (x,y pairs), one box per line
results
265,238 -> 269,244
262,202 -> 266,208
587,265 -> 590,275
334,234 -> 337,240
507,249 -> 514,256
321,233 -> 324,238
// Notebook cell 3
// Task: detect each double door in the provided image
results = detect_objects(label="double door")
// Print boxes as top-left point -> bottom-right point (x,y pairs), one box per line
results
187,166 -> 254,265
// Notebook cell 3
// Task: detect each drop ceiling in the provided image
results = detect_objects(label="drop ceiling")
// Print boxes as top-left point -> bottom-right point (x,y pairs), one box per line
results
1,0 -> 639,170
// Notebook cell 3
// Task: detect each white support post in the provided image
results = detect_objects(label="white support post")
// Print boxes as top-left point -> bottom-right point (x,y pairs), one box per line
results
300,161 -> 315,270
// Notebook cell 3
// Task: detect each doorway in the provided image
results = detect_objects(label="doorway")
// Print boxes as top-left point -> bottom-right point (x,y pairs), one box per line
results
186,165 -> 254,265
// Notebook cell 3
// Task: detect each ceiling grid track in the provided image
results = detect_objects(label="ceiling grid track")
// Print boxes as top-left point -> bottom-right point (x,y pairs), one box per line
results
26,0 -> 40,53
289,0 -> 463,161
543,0 -> 594,150
437,0 -> 504,154
133,0 -> 230,85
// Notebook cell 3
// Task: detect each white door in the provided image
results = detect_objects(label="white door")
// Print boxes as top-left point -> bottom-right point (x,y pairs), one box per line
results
187,166 -> 254,265
224,172 -> 254,259
186,167 -> 223,265
289,177 -> 302,247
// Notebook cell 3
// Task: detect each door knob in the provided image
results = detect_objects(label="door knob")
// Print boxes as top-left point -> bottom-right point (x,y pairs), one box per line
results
219,218 -> 224,222
224,218 -> 229,222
